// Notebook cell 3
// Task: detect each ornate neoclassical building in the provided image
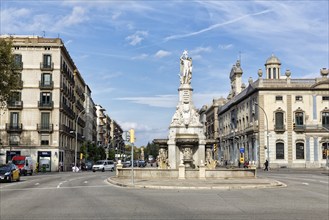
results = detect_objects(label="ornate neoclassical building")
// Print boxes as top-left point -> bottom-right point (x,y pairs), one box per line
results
210,55 -> 328,168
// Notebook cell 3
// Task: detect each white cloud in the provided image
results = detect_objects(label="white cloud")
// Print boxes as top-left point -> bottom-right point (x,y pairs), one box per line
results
125,31 -> 148,46
154,50 -> 171,58
190,46 -> 212,54
132,53 -> 149,60
116,95 -> 177,108
54,6 -> 89,31
218,44 -> 233,50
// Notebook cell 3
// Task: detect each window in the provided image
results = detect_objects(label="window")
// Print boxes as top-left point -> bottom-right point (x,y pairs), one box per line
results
41,113 -> 50,128
276,142 -> 285,159
9,92 -> 21,102
322,96 -> 329,101
322,112 -> 329,129
295,112 -> 304,126
43,54 -> 51,68
14,54 -> 22,67
41,135 -> 49,145
10,112 -> 19,127
41,92 -> 51,104
296,142 -> 305,159
295,96 -> 303,101
275,112 -> 284,129
9,134 -> 20,145
41,73 -> 51,85
322,143 -> 329,159
275,96 -> 283,101
273,68 -> 276,79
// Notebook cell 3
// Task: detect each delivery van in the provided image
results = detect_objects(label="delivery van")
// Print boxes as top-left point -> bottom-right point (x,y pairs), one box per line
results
12,156 -> 34,176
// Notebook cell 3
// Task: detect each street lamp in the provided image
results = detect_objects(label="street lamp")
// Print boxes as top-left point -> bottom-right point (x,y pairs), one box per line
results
73,109 -> 85,171
255,102 -> 270,168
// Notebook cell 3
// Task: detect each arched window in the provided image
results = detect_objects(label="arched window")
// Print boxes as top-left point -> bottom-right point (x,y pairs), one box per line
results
275,111 -> 284,130
276,142 -> 284,159
295,112 -> 304,126
296,142 -> 305,159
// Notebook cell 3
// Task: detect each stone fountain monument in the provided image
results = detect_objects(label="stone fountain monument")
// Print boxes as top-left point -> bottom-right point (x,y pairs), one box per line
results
166,50 -> 206,169
117,51 -> 256,180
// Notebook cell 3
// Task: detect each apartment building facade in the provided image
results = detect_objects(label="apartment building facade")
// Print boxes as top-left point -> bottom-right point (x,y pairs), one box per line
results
216,55 -> 329,168
0,35 -> 94,171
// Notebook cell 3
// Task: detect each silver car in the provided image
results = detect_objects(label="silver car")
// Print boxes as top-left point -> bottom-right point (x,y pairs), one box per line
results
92,160 -> 114,172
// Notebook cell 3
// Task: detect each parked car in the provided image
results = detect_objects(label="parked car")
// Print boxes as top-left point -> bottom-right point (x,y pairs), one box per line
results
138,160 -> 146,167
92,160 -> 114,172
84,161 -> 94,170
122,160 -> 138,167
0,163 -> 20,182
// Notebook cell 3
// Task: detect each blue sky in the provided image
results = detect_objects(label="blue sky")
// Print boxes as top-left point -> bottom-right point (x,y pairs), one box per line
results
1,0 -> 328,147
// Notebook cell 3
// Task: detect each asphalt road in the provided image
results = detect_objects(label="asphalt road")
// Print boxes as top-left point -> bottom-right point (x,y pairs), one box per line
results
0,169 -> 328,220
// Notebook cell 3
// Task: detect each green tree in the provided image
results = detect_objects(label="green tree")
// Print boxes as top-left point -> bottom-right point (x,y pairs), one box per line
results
144,142 -> 159,160
0,39 -> 20,103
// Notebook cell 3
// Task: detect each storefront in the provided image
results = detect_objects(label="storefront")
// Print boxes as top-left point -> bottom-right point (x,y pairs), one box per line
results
38,151 -> 51,172
6,150 -> 21,163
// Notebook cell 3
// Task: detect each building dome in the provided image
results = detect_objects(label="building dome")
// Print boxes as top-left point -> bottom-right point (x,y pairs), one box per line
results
266,54 -> 281,65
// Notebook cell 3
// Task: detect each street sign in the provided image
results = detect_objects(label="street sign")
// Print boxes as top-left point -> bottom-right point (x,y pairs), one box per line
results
240,148 -> 245,153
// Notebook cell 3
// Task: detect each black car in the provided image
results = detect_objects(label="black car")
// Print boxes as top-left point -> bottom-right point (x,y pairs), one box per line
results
0,163 -> 20,182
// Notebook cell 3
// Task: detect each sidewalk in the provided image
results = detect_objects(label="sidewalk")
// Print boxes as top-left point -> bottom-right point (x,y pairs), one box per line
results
108,176 -> 286,190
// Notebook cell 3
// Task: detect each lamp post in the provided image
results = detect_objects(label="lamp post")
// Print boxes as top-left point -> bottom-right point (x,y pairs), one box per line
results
255,102 -> 270,168
74,109 -> 85,171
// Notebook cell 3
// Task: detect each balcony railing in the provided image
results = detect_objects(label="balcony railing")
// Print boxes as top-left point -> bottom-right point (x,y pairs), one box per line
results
14,62 -> 23,70
6,123 -> 23,133
294,124 -> 305,132
39,81 -> 54,90
37,124 -> 54,133
274,124 -> 286,132
38,101 -> 54,110
7,101 -> 23,110
295,124 -> 329,133
40,62 -> 54,71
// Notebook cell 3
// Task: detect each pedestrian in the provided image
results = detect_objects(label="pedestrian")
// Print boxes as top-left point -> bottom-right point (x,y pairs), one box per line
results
264,160 -> 269,171
238,159 -> 241,168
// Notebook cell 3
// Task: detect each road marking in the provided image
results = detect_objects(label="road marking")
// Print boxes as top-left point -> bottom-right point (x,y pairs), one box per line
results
35,183 -> 39,185
320,181 -> 328,184
302,182 -> 309,185
57,180 -> 67,188
84,181 -> 88,184
1,185 -> 110,191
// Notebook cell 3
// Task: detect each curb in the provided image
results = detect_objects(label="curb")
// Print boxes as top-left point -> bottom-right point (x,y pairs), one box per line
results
107,177 -> 287,190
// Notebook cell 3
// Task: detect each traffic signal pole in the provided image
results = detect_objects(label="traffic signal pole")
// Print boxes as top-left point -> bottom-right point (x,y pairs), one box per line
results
129,129 -> 135,185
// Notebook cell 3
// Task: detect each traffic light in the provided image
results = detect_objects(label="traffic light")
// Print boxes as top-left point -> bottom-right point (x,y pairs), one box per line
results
80,153 -> 83,160
293,123 -> 296,129
129,129 -> 135,144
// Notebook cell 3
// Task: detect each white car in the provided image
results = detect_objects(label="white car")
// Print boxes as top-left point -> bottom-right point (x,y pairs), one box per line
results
92,160 -> 115,172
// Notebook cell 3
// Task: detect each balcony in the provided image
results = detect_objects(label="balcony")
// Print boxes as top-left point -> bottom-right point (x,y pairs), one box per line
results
37,124 -> 54,133
300,124 -> 329,133
6,123 -> 23,133
38,101 -> 54,110
294,124 -> 305,132
7,101 -> 23,110
274,125 -> 286,133
40,62 -> 54,71
39,81 -> 54,90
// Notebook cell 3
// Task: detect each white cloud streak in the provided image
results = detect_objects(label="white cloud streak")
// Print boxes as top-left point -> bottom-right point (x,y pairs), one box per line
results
154,50 -> 171,58
164,9 -> 271,41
